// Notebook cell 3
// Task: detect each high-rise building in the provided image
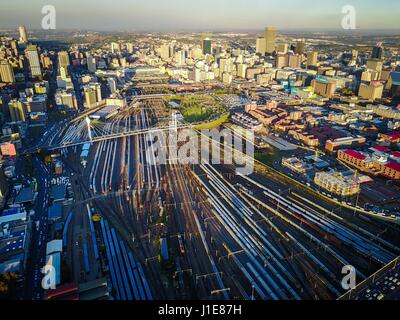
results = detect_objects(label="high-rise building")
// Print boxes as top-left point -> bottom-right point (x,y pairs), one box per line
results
311,77 -> 337,98
358,81 -> 384,100
87,55 -> 97,73
25,45 -> 42,78
202,38 -> 212,55
58,51 -> 70,76
107,78 -> 117,94
307,51 -> 318,67
237,63 -> 248,78
126,43 -> 134,54
55,90 -> 77,110
174,50 -> 186,66
264,26 -> 277,54
84,87 -> 98,109
111,42 -> 121,54
288,53 -> 302,68
8,99 -> 26,122
276,43 -> 288,54
371,43 -> 384,60
295,40 -> 305,55
19,25 -> 28,43
367,59 -> 384,73
84,83 -> 102,108
0,60 -> 15,83
59,66 -> 68,80
256,38 -> 266,55
201,32 -> 212,55
276,53 -> 289,68
159,45 -> 170,60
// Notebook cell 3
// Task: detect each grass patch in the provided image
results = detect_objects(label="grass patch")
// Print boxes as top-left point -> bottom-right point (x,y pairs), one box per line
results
194,112 -> 230,130
255,152 -> 275,167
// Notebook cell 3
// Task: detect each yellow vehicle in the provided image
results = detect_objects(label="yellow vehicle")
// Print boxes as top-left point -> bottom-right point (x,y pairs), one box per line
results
92,214 -> 102,222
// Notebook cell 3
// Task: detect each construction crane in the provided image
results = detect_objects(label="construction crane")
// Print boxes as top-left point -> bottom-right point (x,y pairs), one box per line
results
290,143 -> 322,163
338,159 -> 359,189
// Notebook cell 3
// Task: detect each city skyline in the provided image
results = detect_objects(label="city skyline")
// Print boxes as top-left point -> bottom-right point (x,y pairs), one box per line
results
1,1 -> 400,305
0,0 -> 400,31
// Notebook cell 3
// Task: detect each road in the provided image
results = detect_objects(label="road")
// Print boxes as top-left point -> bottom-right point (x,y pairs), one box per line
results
24,156 -> 51,300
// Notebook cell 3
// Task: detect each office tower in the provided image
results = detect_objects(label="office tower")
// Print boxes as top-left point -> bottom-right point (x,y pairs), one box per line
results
276,53 -> 288,68
159,45 -> 170,59
126,43 -> 134,54
41,55 -> 52,69
59,66 -> 68,80
214,46 -> 222,55
264,26 -> 277,54
295,40 -> 305,55
0,60 -> 15,83
371,43 -> 384,60
8,99 -> 26,122
87,55 -> 97,73
201,32 -> 212,53
84,87 -> 97,109
307,51 -> 318,67
222,72 -> 233,84
288,53 -> 302,68
311,77 -> 337,98
58,51 -> 70,75
237,63 -> 248,78
256,38 -> 266,55
11,40 -> 18,55
107,78 -> 117,94
19,25 -> 28,43
202,38 -> 212,55
111,42 -> 121,54
84,83 -> 102,108
25,45 -> 42,78
169,45 -> 176,58
55,90 -> 77,110
174,50 -> 186,66
367,59 -> 384,73
358,81 -> 384,100
276,43 -> 288,54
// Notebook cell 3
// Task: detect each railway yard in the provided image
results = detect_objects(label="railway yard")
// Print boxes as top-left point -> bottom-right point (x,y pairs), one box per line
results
54,98 -> 400,300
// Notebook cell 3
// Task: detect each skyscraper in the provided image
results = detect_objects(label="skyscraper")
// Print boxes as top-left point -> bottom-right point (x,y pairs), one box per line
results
295,40 -> 305,55
276,43 -> 288,54
201,33 -> 212,55
84,83 -> 102,108
126,43 -> 134,54
264,26 -> 277,54
58,51 -> 70,75
19,25 -> 28,43
25,45 -> 42,78
256,38 -> 266,55
87,55 -> 97,73
159,45 -> 170,59
0,60 -> 15,83
8,99 -> 26,122
371,43 -> 384,60
202,38 -> 212,55
307,51 -> 318,67
111,42 -> 121,54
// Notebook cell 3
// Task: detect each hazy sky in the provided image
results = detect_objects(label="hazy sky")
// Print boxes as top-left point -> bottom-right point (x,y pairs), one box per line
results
0,0 -> 399,31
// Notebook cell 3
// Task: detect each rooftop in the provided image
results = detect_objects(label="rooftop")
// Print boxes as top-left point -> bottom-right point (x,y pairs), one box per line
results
385,162 -> 400,172
342,149 -> 367,160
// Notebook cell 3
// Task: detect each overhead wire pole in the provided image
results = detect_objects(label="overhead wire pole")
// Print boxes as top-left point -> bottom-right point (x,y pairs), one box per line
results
86,116 -> 93,143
